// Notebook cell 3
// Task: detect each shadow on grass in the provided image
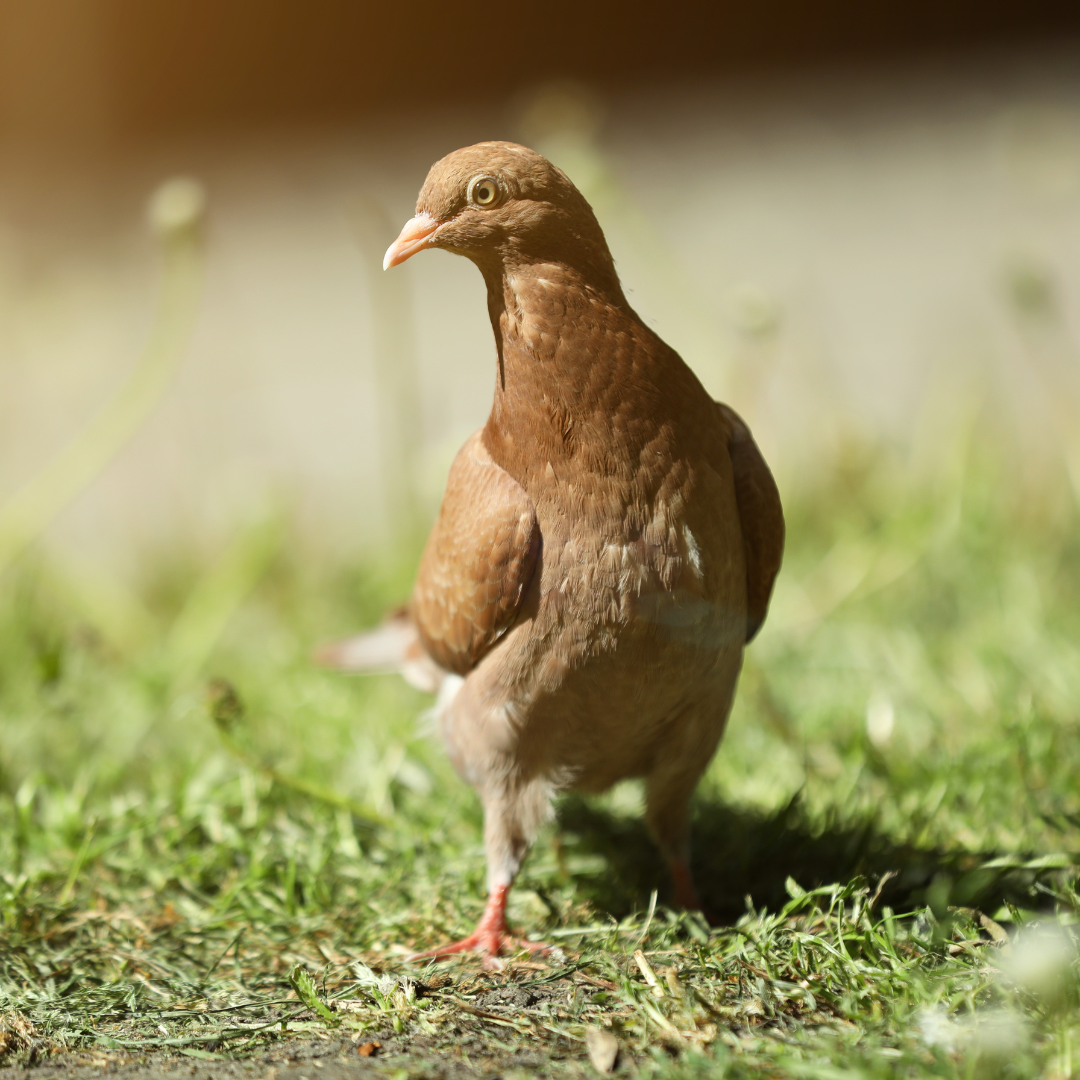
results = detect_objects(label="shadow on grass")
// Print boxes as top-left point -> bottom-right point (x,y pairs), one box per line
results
557,793 -> 1047,923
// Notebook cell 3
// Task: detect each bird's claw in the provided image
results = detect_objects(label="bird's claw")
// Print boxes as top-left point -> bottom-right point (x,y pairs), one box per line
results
408,931 -> 549,971
406,884 -> 549,969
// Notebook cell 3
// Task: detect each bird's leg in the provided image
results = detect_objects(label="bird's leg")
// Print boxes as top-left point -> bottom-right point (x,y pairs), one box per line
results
645,766 -> 706,913
668,856 -> 702,912
408,777 -> 553,969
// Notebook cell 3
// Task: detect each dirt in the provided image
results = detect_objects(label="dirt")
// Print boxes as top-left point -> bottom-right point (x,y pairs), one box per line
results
0,1032 -> 576,1079
471,984 -> 561,1011
0,965 -> 595,1079
0,981 -> 585,1079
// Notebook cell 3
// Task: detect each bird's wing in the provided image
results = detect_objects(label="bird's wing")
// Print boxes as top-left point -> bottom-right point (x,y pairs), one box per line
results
412,429 -> 540,674
716,403 -> 785,643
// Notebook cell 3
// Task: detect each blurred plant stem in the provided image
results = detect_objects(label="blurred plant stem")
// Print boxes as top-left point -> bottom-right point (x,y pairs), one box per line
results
47,554 -> 157,654
1006,256 -> 1080,505
206,678 -> 383,828
0,178 -> 206,578
164,512 -> 281,684
352,197 -> 423,542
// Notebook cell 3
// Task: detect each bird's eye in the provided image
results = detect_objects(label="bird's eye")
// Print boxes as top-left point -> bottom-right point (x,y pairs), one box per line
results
469,177 -> 500,207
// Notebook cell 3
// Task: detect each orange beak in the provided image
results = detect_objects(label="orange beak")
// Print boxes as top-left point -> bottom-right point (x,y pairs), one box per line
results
383,212 -> 442,270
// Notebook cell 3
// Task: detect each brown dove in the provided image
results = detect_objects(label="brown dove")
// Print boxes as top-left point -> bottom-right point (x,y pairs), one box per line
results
322,142 -> 784,965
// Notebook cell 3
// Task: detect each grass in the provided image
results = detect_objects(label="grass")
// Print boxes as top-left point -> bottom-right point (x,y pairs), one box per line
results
1,422 -> 1079,1078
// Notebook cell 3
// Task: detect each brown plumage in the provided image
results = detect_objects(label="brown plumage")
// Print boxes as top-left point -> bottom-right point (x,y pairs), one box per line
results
322,142 -> 784,965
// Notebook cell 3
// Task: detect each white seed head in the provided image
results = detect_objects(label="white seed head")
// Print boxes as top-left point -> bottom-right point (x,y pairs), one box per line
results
147,177 -> 206,238
1000,924 -> 1078,1005
866,693 -> 895,747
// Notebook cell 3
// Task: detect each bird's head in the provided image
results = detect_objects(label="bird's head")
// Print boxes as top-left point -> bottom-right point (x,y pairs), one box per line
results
383,142 -> 619,293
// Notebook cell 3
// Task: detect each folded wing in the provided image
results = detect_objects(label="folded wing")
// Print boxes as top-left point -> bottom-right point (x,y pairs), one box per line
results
412,430 -> 540,674
717,403 -> 785,643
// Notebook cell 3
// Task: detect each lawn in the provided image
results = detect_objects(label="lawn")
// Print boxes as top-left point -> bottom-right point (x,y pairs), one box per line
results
1,418 -> 1079,1078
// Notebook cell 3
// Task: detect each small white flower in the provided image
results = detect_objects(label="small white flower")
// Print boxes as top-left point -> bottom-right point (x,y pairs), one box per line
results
999,924 -> 1078,1006
968,1009 -> 1028,1060
915,1006 -> 1029,1058
916,1006 -> 960,1051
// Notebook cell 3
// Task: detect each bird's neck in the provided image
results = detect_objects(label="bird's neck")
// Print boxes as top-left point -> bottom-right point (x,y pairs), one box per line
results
483,259 -> 621,412
480,260 -> 688,487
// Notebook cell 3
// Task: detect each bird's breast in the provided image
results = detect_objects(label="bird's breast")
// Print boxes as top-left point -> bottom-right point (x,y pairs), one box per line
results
486,270 -> 745,669
533,460 -> 738,641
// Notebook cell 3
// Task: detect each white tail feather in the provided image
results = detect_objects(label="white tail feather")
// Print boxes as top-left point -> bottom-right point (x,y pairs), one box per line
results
314,614 -> 444,694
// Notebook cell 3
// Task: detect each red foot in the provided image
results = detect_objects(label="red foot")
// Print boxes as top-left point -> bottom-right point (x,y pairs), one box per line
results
407,885 -> 549,970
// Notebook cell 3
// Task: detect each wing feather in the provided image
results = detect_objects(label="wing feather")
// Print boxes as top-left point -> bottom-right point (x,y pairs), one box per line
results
412,430 -> 540,673
717,404 -> 785,643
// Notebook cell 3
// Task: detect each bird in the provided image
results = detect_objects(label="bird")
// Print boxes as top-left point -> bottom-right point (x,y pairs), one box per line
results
320,142 -> 784,966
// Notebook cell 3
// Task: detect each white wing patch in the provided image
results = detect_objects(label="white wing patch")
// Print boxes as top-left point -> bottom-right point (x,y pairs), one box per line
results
682,523 -> 705,581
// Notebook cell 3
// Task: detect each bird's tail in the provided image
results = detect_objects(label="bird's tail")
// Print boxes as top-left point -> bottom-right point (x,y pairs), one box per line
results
313,609 -> 444,694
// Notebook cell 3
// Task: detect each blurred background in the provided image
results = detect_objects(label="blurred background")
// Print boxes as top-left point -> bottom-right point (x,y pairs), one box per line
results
3,0 -> 1080,576
2,0 -> 1080,838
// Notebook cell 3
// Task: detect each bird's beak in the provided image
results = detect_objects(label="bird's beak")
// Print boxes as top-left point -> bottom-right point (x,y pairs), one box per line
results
383,212 -> 442,270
